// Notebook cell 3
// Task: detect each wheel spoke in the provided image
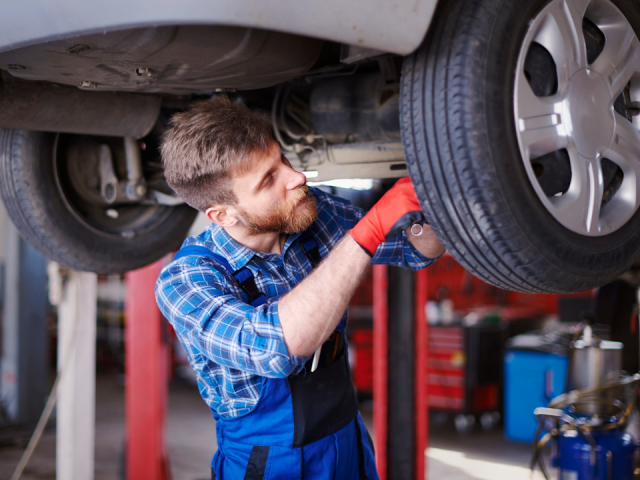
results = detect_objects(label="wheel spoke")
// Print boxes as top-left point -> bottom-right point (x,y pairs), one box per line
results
537,0 -> 589,85
584,157 -> 604,234
588,5 -> 639,97
611,114 -> 640,162
518,115 -> 567,159
604,116 -> 640,209
604,37 -> 640,99
549,151 -> 604,234
515,78 -> 567,158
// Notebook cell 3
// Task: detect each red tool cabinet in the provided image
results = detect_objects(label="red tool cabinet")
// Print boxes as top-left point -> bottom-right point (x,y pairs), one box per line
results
350,322 -> 505,417
427,324 -> 504,415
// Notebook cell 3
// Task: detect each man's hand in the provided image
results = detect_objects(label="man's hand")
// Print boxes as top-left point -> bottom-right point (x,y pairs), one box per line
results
350,178 -> 424,255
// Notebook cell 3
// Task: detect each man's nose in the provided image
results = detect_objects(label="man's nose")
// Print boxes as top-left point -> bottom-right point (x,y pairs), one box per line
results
285,167 -> 307,190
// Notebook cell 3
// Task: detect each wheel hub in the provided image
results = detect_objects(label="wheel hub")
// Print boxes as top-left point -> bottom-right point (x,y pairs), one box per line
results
562,68 -> 615,160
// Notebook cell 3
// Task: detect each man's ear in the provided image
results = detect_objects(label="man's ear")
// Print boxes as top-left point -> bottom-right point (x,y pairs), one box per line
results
205,205 -> 240,228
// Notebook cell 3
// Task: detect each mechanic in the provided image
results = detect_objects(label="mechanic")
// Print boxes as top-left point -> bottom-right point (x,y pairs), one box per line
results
155,96 -> 445,480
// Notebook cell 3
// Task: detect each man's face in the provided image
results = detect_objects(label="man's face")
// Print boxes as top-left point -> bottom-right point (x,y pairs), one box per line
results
231,142 -> 317,235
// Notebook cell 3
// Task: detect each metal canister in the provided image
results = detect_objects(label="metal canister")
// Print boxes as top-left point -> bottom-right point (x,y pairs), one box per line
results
571,339 -> 622,414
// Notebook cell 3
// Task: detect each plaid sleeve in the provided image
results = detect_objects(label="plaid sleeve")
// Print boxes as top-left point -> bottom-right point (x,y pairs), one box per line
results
371,229 -> 439,270
155,259 -> 307,378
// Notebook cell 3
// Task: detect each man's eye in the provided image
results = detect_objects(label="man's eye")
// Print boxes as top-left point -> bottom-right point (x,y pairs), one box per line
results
265,175 -> 274,187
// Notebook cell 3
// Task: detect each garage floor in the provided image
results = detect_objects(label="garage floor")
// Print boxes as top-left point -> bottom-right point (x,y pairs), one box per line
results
0,375 -> 545,480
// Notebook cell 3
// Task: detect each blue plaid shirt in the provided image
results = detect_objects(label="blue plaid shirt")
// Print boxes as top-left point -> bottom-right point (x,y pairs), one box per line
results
155,187 -> 435,418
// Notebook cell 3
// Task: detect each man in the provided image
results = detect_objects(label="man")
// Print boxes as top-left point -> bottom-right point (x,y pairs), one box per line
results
155,96 -> 445,480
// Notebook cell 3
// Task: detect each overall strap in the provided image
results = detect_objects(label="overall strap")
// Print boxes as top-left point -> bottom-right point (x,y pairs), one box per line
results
231,267 -> 267,307
174,245 -> 233,271
173,245 -> 267,307
297,230 -> 322,268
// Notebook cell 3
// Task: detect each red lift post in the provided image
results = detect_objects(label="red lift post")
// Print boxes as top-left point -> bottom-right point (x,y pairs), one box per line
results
373,264 -> 389,478
125,259 -> 171,480
373,265 -> 429,480
415,268 -> 429,478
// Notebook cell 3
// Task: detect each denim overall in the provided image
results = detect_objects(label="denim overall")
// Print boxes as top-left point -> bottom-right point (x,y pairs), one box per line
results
174,234 -> 378,480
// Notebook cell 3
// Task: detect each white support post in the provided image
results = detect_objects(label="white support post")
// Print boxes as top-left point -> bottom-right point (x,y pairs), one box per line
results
57,270 -> 97,480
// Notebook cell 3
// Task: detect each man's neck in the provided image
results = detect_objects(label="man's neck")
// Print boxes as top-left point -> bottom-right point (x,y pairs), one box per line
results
222,225 -> 285,255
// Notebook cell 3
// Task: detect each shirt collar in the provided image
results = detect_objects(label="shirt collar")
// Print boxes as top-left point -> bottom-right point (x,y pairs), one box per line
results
282,230 -> 303,258
205,223 -> 258,271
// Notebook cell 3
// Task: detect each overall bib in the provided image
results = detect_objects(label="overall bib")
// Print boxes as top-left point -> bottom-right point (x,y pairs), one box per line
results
174,235 -> 379,480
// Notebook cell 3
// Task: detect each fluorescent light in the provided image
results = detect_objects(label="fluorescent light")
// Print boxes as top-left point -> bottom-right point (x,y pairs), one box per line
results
308,179 -> 374,190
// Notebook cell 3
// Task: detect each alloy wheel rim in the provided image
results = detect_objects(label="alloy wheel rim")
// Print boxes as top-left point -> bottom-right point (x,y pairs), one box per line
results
514,0 -> 640,236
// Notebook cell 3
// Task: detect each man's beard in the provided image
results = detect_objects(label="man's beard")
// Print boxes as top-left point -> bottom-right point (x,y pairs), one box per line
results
239,186 -> 318,235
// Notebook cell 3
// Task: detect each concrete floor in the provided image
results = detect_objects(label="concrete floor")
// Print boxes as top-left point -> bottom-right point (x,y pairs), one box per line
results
0,374 -> 545,480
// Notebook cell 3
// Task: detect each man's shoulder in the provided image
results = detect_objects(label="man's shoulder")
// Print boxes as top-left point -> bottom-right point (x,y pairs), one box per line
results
159,224 -> 232,277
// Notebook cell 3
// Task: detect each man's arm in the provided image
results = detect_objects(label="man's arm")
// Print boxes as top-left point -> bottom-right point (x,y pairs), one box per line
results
278,233 -> 369,357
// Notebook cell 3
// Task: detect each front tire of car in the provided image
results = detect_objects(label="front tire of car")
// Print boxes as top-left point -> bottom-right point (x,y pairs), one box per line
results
0,129 -> 197,273
401,0 -> 640,293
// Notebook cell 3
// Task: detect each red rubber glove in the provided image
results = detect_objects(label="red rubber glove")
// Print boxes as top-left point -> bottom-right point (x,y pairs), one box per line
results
350,177 -> 425,256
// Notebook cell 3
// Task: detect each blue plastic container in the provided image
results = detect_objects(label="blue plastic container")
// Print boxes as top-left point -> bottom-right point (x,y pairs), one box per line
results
556,429 -> 636,480
504,350 -> 568,442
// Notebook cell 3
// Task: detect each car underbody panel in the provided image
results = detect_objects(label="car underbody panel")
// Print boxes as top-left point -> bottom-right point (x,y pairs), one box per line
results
0,26 -> 324,93
0,0 -> 437,58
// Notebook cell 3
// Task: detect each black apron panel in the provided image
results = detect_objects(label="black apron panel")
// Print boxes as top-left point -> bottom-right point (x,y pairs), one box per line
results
243,446 -> 270,480
288,346 -> 359,448
319,330 -> 344,370
211,467 -> 216,480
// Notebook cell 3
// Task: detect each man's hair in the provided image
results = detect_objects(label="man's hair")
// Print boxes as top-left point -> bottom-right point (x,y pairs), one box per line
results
160,96 -> 274,212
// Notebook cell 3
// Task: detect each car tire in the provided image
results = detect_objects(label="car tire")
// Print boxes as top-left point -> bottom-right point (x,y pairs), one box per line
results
401,0 -> 640,293
0,129 -> 197,273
